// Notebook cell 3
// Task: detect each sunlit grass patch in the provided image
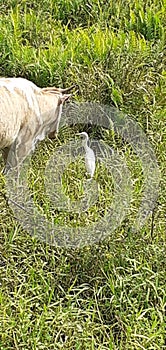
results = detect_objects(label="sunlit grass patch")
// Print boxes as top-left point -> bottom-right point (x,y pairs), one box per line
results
0,0 -> 165,349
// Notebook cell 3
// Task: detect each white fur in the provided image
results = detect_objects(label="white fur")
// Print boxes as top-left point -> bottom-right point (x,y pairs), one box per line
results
0,77 -> 70,171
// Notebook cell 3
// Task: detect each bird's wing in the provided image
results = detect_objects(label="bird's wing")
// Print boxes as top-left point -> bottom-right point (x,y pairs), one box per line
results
85,147 -> 96,177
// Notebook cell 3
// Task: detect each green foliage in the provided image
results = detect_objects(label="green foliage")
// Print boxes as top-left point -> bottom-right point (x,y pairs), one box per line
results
0,0 -> 166,349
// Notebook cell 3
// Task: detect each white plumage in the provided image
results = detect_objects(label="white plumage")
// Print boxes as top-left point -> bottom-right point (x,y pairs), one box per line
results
78,132 -> 96,179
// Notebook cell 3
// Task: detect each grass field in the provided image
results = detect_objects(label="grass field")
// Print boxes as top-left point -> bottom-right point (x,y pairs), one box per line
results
0,1 -> 166,349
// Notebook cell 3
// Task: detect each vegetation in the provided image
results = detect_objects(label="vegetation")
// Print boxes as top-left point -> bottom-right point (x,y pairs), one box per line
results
0,0 -> 165,349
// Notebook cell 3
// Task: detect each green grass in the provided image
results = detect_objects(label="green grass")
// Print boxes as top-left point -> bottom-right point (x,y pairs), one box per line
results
0,1 -> 166,349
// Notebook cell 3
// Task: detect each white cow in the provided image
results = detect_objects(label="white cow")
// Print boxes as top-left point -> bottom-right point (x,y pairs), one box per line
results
0,77 -> 73,172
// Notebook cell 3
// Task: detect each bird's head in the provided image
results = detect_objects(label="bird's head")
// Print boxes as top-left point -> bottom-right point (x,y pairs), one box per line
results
77,132 -> 89,142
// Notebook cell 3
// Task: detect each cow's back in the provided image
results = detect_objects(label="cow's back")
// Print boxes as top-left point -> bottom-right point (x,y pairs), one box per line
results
0,78 -> 41,149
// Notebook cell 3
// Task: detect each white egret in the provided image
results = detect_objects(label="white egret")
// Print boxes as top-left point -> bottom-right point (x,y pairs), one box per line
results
78,132 -> 96,179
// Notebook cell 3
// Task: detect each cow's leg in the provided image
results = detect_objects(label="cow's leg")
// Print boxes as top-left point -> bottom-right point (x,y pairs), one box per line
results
4,128 -> 35,174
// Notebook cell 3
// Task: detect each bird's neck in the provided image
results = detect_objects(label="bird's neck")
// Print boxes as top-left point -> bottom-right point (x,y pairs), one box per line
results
82,139 -> 88,148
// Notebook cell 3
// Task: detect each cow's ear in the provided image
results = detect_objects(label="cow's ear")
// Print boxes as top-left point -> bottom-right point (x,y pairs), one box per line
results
58,94 -> 71,105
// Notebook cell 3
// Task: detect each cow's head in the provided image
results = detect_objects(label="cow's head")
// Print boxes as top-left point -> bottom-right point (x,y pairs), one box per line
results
42,85 -> 74,139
